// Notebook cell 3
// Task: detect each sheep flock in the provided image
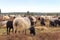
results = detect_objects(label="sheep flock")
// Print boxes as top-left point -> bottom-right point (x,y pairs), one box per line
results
0,15 -> 60,35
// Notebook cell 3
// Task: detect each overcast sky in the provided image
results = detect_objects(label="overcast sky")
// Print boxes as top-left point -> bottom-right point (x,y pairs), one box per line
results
0,0 -> 60,13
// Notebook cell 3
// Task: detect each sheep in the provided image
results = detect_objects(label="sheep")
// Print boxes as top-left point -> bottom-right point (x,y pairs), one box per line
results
29,16 -> 37,26
13,16 -> 31,34
49,16 -> 58,27
40,17 -> 45,26
58,17 -> 60,26
31,16 -> 36,23
28,16 -> 36,35
3,16 -> 10,21
6,20 -> 13,35
13,15 -> 36,35
0,16 -> 5,28
1,21 -> 7,28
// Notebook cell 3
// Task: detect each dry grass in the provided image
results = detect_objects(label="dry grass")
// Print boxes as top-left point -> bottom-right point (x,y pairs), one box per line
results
0,26 -> 60,40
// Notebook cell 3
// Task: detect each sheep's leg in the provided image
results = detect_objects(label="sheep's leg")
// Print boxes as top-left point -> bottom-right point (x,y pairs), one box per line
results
15,30 -> 17,33
7,27 -> 9,35
14,26 -> 17,34
25,29 -> 26,35
12,28 -> 14,33
14,28 -> 17,34
18,31 -> 20,33
9,28 -> 11,35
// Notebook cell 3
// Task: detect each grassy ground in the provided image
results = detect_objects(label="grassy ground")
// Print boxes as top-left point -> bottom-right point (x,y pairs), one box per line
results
0,26 -> 60,40
0,26 -> 60,35
0,28 -> 6,35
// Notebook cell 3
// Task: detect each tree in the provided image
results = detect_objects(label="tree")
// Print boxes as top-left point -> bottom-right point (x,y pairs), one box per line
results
0,9 -> 1,14
27,11 -> 30,15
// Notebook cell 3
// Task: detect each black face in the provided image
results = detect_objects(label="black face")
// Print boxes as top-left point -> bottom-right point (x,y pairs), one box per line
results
58,17 -> 60,19
14,16 -> 16,19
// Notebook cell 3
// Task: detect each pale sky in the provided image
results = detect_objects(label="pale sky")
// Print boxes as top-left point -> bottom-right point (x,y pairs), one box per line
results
0,0 -> 60,13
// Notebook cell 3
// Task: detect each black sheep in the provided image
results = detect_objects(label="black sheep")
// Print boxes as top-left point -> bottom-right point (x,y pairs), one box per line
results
6,20 -> 14,35
29,16 -> 36,36
29,26 -> 35,36
40,18 -> 45,26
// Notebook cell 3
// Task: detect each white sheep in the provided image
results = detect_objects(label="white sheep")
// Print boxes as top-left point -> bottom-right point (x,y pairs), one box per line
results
13,16 -> 31,34
3,16 -> 10,21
